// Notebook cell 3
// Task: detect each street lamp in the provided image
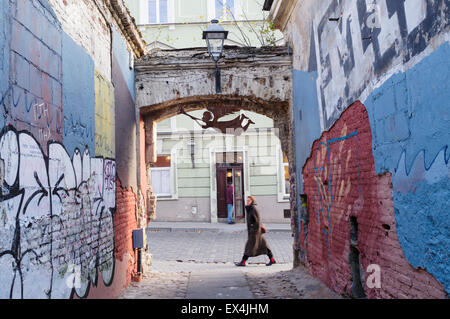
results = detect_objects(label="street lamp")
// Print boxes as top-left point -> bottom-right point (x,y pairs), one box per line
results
203,19 -> 228,93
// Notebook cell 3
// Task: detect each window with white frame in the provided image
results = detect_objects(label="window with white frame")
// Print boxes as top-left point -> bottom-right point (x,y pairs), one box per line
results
215,0 -> 235,20
148,0 -> 168,24
150,155 -> 172,197
282,152 -> 290,197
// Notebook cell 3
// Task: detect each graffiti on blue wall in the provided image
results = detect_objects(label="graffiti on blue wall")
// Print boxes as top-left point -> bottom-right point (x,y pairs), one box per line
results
393,148 -> 449,293
364,41 -> 450,294
0,0 -> 120,299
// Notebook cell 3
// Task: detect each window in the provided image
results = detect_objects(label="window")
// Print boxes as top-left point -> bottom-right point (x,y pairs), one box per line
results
215,0 -> 235,20
148,0 -> 168,24
282,153 -> 290,197
150,155 -> 172,197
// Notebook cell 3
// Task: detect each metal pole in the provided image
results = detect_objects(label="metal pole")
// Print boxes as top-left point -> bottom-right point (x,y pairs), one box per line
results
215,62 -> 221,93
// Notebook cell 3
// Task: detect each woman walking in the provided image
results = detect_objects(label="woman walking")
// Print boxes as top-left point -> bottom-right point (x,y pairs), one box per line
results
235,196 -> 277,267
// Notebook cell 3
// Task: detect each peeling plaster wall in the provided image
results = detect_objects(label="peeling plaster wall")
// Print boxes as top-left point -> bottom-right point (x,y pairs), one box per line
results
112,26 -> 138,191
0,0 -> 142,299
283,0 -> 450,298
135,47 -> 293,111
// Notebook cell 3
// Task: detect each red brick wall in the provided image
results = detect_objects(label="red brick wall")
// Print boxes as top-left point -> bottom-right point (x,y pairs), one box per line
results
302,101 -> 445,299
114,179 -> 139,287
74,179 -> 138,299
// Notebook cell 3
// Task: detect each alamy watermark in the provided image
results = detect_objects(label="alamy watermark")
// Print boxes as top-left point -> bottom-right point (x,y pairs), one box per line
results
366,1 -> 382,29
366,264 -> 381,289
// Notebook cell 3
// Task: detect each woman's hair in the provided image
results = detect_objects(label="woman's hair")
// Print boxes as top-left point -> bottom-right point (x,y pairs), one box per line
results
248,195 -> 257,205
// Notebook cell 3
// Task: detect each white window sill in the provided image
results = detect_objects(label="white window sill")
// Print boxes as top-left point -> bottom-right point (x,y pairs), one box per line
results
156,195 -> 178,201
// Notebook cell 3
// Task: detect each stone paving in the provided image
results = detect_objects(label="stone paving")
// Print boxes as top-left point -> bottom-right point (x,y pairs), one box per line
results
119,225 -> 342,299
146,228 -> 293,265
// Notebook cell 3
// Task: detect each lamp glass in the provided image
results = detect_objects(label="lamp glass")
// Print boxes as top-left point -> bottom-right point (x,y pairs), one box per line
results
206,34 -> 225,62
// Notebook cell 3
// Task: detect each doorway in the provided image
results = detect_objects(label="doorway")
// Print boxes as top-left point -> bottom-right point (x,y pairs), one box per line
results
216,152 -> 245,222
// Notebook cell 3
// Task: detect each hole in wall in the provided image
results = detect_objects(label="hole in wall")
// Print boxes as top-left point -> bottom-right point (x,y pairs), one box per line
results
349,246 -> 367,299
350,216 -> 358,245
382,224 -> 390,237
348,216 -> 367,299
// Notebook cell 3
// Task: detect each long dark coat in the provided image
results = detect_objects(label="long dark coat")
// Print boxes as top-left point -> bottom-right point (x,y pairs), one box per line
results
244,204 -> 270,257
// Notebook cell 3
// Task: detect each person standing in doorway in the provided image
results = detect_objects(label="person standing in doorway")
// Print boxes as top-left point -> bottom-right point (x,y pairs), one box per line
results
235,196 -> 276,266
226,182 -> 235,224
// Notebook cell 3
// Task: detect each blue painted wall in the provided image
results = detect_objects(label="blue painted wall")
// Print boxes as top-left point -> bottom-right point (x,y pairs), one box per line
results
0,0 -> 125,299
112,27 -> 135,101
364,41 -> 450,293
292,69 -> 322,194
111,26 -> 138,189
0,0 -> 11,128
62,33 -> 95,156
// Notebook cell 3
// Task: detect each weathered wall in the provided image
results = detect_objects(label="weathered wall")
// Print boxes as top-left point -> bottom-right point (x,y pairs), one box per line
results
0,0 -> 145,299
135,46 -> 292,113
112,27 -> 138,190
302,101 -> 445,299
281,0 -> 449,298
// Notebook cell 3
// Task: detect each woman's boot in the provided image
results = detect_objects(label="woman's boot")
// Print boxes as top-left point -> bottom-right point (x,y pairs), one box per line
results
266,257 -> 276,266
235,256 -> 248,267
266,250 -> 276,266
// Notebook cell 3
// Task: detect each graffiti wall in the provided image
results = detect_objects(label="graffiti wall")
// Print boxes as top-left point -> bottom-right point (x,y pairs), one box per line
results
286,0 -> 450,298
315,0 -> 450,129
0,0 -> 142,298
0,127 -> 115,298
365,41 -> 450,294
302,102 -> 446,299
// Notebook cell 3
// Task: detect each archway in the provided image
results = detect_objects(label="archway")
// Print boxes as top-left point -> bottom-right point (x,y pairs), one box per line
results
134,46 -> 295,226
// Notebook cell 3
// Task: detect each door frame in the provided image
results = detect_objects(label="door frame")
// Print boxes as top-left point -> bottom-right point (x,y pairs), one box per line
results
216,163 -> 245,220
209,146 -> 250,223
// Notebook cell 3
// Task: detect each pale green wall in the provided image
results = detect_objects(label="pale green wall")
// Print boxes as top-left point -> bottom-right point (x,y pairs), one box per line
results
124,0 -> 283,48
141,22 -> 281,48
156,110 -> 283,200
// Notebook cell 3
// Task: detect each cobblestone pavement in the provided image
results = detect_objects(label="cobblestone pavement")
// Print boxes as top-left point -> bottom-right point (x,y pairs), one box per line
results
146,228 -> 293,264
119,228 -> 342,299
245,265 -> 342,299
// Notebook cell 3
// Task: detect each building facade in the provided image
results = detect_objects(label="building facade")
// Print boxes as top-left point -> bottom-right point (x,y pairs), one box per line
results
0,0 -> 147,299
267,0 -> 450,299
125,0 -> 284,49
151,110 -> 291,223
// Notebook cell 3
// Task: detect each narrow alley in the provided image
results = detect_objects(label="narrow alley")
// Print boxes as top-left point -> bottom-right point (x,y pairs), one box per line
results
0,0 -> 448,304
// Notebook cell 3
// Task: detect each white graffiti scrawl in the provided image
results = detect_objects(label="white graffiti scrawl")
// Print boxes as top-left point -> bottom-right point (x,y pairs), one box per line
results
0,126 -> 116,299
